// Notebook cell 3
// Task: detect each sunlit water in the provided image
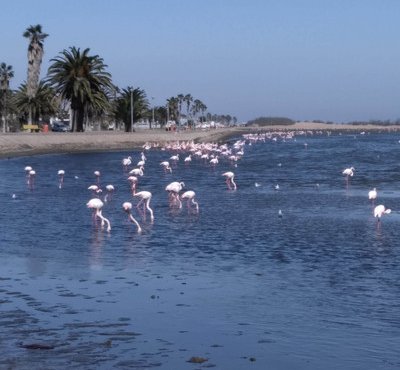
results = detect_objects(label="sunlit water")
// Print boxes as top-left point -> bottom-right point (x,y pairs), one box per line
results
0,132 -> 399,369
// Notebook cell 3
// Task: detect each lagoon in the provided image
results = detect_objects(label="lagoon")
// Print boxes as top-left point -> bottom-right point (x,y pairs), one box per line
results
0,132 -> 399,369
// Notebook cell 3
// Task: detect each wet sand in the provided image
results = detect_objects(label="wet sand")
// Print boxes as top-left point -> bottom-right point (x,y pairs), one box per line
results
0,123 -> 398,158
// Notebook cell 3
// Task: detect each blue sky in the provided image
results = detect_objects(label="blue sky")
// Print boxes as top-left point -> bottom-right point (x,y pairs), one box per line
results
2,0 -> 400,122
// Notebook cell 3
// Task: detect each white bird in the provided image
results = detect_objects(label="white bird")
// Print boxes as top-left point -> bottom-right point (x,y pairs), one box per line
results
222,172 -> 237,190
122,202 -> 142,233
342,166 -> 355,186
87,198 -> 111,232
368,188 -> 377,201
160,161 -> 172,173
165,181 -> 185,208
134,191 -> 154,221
374,204 -> 391,222
129,167 -> 144,176
342,166 -> 355,177
181,190 -> 199,212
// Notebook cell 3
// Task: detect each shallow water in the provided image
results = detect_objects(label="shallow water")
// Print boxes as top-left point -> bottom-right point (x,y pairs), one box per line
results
0,132 -> 399,369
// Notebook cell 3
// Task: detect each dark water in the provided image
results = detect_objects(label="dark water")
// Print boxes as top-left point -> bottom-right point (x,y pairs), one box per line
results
0,132 -> 399,369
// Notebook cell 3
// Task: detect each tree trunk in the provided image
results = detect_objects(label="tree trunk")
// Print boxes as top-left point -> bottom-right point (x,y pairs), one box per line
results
77,108 -> 84,132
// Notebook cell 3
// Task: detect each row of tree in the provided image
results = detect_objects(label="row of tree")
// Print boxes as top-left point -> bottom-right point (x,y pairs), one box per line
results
0,24 -> 237,133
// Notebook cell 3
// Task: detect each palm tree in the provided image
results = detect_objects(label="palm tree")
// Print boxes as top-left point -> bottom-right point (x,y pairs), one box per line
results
184,94 -> 193,117
177,93 -> 185,127
23,24 -> 48,125
166,96 -> 179,123
153,106 -> 167,127
13,80 -> 58,125
47,47 -> 114,132
0,62 -> 14,132
114,86 -> 149,132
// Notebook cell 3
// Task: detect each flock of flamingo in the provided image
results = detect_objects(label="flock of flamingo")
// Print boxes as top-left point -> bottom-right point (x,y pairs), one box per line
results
22,137 -> 247,234
21,130 -> 392,234
342,166 -> 391,223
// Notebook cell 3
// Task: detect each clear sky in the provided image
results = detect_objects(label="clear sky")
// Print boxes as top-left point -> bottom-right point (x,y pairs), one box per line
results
1,0 -> 400,122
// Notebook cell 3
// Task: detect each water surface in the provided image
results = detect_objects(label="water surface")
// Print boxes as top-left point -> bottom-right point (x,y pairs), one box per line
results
0,132 -> 399,369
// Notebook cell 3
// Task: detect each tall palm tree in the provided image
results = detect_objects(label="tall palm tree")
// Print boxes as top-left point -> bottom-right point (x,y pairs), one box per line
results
47,47 -> 114,132
114,86 -> 149,132
13,81 -> 58,125
166,96 -> 179,122
191,99 -> 207,125
184,93 -> 193,117
177,93 -> 185,126
0,62 -> 14,132
23,24 -> 48,125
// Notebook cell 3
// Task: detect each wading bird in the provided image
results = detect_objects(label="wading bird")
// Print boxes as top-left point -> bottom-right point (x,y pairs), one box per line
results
134,191 -> 154,221
181,190 -> 199,212
222,172 -> 237,190
122,202 -> 142,233
87,198 -> 111,232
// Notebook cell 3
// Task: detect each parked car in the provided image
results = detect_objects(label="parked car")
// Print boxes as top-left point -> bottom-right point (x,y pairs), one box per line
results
52,122 -> 69,132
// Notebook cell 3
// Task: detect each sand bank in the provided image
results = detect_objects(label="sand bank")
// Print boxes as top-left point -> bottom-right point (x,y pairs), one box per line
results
0,123 -> 398,159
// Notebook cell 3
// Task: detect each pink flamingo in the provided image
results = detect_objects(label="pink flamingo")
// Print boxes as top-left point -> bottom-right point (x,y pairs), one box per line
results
129,167 -> 144,177
342,166 -> 354,187
24,166 -> 32,184
94,170 -> 101,185
88,184 -> 102,197
127,176 -> 138,195
122,202 -> 142,233
160,161 -> 172,173
58,170 -> 65,189
165,181 -> 185,208
28,170 -> 36,190
222,171 -> 237,190
122,156 -> 132,171
87,198 -> 111,232
104,184 -> 114,202
181,190 -> 199,212
374,204 -> 391,223
134,191 -> 154,222
368,188 -> 377,206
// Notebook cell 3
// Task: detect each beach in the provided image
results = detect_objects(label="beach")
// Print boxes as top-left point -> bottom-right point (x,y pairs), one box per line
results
1,122 -> 398,158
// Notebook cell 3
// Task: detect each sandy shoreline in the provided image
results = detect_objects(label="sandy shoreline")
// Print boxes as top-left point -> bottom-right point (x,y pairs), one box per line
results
0,123 -> 398,159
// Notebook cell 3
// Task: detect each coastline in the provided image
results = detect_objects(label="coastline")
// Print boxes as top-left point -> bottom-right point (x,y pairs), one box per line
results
1,123 -> 399,159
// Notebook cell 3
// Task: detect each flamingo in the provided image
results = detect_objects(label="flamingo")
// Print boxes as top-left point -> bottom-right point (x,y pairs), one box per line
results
87,198 -> 111,232
374,204 -> 391,224
368,188 -> 377,205
210,157 -> 219,166
58,170 -> 65,189
165,181 -> 185,208
134,191 -> 154,221
88,184 -> 102,197
127,176 -> 138,195
184,155 -> 192,164
160,161 -> 172,173
129,167 -> 144,176
170,154 -> 179,162
94,170 -> 101,185
28,170 -> 36,190
24,166 -> 32,183
122,156 -> 132,170
122,202 -> 142,233
222,171 -> 237,190
342,166 -> 354,186
181,190 -> 199,212
104,184 -> 114,202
